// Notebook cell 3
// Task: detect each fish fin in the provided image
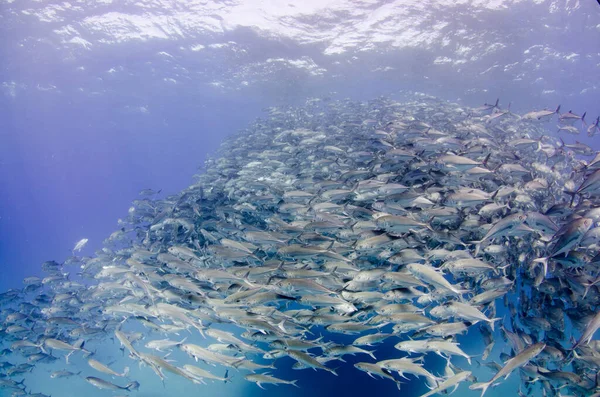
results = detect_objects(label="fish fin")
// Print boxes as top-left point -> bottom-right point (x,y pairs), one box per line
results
472,241 -> 483,257
469,381 -> 491,397
125,381 -> 139,391
482,153 -> 491,168
231,358 -> 245,368
290,379 -> 300,388
66,351 -> 74,365
449,383 -> 460,394
277,320 -> 287,333
489,317 -> 502,332
532,257 -> 548,278
563,190 -> 578,207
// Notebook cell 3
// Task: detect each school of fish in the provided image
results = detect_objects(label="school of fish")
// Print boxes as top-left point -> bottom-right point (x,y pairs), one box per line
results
1,94 -> 600,397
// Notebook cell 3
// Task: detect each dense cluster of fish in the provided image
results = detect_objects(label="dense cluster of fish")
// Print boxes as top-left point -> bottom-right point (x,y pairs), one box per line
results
1,95 -> 600,397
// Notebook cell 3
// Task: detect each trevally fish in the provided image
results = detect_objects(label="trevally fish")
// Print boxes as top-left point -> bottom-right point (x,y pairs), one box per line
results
1,95 -> 598,397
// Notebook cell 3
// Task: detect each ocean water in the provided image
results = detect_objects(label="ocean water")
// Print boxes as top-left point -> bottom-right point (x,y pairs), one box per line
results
1,1 -> 599,396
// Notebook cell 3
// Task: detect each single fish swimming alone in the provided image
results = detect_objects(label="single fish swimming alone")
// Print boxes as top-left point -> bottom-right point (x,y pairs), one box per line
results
73,238 -> 89,252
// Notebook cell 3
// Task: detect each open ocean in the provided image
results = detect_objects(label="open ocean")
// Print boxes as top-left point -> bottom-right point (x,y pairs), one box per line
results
1,1 -> 599,396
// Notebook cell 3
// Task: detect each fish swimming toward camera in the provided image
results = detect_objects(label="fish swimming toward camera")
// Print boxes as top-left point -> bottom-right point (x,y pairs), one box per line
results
0,94 -> 599,397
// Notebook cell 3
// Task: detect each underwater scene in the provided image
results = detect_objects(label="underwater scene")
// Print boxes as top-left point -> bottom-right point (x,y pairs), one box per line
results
1,1 -> 600,396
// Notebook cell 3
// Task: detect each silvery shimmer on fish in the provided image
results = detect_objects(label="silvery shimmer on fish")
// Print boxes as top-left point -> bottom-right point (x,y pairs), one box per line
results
1,95 -> 600,397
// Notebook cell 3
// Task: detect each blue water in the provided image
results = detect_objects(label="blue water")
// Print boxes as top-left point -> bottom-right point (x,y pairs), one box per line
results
1,1 -> 600,396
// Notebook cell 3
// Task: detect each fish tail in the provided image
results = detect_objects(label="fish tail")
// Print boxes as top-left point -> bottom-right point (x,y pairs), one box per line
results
73,339 -> 85,350
563,350 -> 576,366
589,123 -> 599,137
489,318 -> 502,332
473,242 -> 482,257
563,190 -> 578,207
290,379 -> 300,388
482,153 -> 491,168
277,320 -> 287,333
125,382 -> 137,391
532,257 -> 548,278
469,381 -> 491,397
497,264 -> 511,277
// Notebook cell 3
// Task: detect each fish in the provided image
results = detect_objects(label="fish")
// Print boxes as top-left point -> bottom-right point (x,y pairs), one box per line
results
0,95 -> 596,397
470,343 -> 546,397
559,110 -> 586,126
377,357 -> 441,382
72,238 -> 89,252
587,116 -> 600,137
50,370 -> 81,379
286,350 -> 338,376
244,373 -> 299,389
354,362 -> 401,389
145,337 -> 187,352
522,105 -> 561,121
85,377 -> 139,391
572,311 -> 600,350
472,98 -> 500,115
88,358 -> 129,377
419,370 -> 472,397
183,365 -> 230,383
42,338 -> 88,363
